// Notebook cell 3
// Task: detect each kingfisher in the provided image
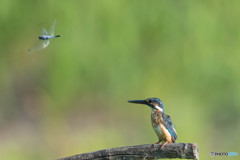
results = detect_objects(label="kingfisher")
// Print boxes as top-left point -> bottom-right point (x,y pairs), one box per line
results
128,98 -> 177,148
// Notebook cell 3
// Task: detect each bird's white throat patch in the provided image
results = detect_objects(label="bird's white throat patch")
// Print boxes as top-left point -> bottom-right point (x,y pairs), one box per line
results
155,105 -> 163,112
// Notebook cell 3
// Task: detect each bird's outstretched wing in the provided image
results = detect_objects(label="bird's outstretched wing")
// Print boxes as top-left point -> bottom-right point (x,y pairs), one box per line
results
161,113 -> 177,142
28,40 -> 50,54
48,19 -> 56,36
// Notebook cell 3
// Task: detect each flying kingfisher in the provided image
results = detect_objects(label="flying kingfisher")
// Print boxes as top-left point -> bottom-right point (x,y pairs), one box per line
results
128,98 -> 177,148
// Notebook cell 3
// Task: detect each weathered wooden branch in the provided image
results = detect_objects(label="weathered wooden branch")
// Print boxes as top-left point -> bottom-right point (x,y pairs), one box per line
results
57,143 -> 199,160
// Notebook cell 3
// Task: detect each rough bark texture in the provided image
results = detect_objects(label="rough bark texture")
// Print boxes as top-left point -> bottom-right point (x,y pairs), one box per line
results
57,143 -> 199,160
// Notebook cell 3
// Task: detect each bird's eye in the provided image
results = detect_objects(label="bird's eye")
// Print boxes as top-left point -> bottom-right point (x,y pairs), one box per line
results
148,99 -> 152,103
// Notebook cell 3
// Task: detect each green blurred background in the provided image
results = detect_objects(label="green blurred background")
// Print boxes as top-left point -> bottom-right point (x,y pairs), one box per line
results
1,0 -> 240,159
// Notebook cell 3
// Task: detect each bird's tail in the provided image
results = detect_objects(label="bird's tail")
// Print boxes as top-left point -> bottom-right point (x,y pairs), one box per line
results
55,35 -> 61,37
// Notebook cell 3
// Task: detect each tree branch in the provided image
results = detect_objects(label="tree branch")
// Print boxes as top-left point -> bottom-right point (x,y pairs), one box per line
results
57,143 -> 199,160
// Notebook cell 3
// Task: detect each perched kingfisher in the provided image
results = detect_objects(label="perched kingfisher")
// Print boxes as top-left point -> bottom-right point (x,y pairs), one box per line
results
128,98 -> 177,148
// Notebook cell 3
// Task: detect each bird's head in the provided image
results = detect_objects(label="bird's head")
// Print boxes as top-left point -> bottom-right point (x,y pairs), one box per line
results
128,97 -> 165,113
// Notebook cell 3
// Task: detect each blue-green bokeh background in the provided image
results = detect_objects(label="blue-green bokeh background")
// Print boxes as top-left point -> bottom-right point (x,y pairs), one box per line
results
1,1 -> 240,159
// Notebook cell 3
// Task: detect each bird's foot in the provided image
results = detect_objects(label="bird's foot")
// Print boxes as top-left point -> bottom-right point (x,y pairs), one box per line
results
161,141 -> 168,149
153,140 -> 162,147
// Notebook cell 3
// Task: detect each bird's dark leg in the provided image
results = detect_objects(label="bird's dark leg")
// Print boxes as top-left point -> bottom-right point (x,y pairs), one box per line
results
161,141 -> 169,149
153,140 -> 162,147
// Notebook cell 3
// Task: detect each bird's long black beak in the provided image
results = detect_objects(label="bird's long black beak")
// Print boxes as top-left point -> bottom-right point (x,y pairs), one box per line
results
128,100 -> 147,104
128,99 -> 156,110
